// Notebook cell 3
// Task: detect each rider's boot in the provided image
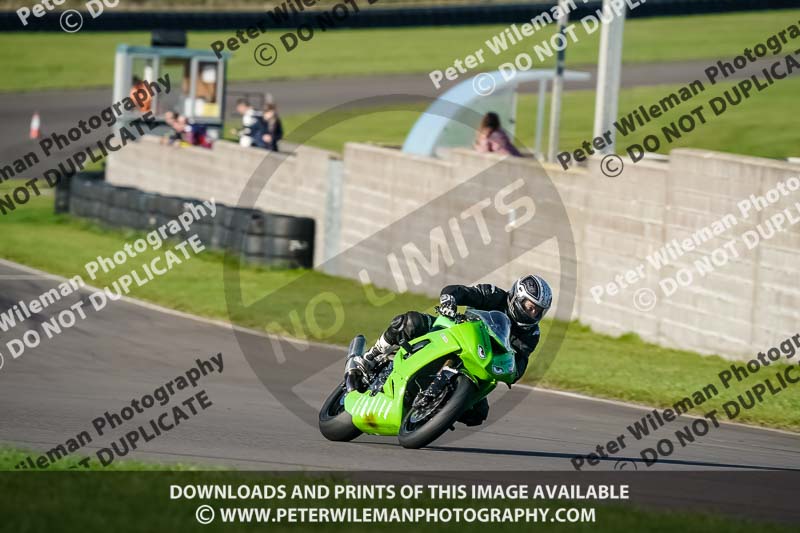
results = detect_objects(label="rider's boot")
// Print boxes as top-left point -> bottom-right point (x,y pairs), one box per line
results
345,333 -> 397,393
363,333 -> 392,364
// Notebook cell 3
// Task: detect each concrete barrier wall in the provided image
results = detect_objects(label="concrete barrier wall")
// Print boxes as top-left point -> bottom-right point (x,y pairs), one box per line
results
656,150 -> 800,357
446,148 -> 799,361
443,148 -> 799,360
335,144 -> 466,289
106,136 -> 338,267
107,137 -> 800,361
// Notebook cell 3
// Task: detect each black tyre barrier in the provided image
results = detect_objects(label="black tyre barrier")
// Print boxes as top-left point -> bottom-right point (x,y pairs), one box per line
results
140,193 -> 160,215
193,222 -> 215,245
62,175 -> 315,268
101,183 -> 115,200
244,233 -> 265,257
223,206 -> 257,231
67,196 -> 83,217
263,213 -> 316,242
224,207 -> 259,253
158,196 -> 185,218
262,236 -> 314,269
252,255 -> 307,270
211,224 -> 230,250
111,187 -> 134,208
92,200 -> 107,222
106,206 -> 124,227
68,180 -> 84,202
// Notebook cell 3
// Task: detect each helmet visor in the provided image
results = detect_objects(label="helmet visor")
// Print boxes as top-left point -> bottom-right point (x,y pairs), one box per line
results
521,299 -> 541,320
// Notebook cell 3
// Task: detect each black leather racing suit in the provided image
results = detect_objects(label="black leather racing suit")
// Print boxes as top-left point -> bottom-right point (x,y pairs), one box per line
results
377,284 -> 541,425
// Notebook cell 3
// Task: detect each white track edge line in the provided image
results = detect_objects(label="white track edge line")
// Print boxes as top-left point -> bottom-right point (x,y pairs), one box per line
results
0,258 -> 342,353
1,257 -> 798,438
513,384 -> 800,437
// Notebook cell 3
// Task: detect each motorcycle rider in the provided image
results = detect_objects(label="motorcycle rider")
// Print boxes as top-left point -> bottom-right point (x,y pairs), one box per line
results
354,275 -> 552,427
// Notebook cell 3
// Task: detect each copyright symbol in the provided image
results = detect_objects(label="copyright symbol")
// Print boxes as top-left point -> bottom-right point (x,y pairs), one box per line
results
60,10 -> 83,33
472,73 -> 496,96
614,459 -> 638,471
633,288 -> 657,312
254,43 -> 278,67
196,505 -> 215,525
600,154 -> 623,177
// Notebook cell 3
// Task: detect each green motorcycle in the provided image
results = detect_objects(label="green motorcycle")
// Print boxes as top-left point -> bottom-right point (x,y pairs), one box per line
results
318,308 -> 517,449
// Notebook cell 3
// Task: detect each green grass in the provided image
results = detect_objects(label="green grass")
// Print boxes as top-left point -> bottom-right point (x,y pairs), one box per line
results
280,76 -> 800,159
2,436 -> 798,532
1,182 -> 799,431
536,325 -> 800,430
2,10 -> 798,92
0,183 -> 434,346
2,469 -> 797,533
0,445 -> 205,471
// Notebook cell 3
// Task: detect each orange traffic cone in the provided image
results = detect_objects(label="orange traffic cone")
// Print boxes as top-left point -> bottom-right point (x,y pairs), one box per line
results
29,112 -> 40,139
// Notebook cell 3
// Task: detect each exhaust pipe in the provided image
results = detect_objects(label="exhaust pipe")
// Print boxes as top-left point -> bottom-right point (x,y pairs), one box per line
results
347,335 -> 366,359
344,335 -> 367,392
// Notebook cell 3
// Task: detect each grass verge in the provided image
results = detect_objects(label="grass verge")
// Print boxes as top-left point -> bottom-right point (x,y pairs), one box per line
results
279,76 -> 800,159
0,445 -> 204,471
0,459 -> 796,532
1,10 -> 798,92
0,182 -> 799,431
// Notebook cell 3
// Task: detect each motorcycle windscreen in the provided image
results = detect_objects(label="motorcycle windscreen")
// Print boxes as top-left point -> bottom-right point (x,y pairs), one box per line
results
465,309 -> 512,353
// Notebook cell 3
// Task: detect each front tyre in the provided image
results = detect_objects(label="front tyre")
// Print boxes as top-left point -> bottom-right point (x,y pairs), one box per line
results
319,381 -> 362,442
398,374 -> 475,449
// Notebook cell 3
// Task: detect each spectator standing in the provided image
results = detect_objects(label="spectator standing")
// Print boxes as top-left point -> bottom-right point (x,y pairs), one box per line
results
261,103 -> 283,152
231,99 -> 265,148
474,112 -> 521,157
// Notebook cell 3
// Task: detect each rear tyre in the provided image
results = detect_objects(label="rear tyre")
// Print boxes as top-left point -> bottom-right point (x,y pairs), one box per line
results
398,374 -> 475,449
319,381 -> 362,442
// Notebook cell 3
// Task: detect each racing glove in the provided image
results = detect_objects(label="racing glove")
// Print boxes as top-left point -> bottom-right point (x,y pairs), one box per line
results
438,293 -> 457,319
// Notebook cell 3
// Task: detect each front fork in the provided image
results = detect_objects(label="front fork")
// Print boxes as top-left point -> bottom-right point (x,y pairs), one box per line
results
414,359 -> 459,406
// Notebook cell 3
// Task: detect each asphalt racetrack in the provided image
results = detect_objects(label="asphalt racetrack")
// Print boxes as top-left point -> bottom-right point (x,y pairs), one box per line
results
0,258 -> 798,474
2,57 -> 794,170
4,30 -> 800,526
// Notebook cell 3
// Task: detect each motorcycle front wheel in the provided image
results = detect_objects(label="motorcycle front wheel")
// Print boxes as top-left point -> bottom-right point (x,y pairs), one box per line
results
319,381 -> 363,442
398,374 -> 475,449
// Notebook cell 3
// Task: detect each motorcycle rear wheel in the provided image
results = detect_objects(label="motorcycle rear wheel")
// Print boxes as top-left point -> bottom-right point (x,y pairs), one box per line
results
398,374 -> 475,449
319,381 -> 362,442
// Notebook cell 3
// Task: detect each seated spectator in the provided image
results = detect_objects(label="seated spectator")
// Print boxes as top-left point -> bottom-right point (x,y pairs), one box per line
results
474,112 -> 521,157
183,120 -> 213,149
261,103 -> 283,152
230,99 -> 265,148
130,76 -> 152,113
162,111 -> 183,145
163,111 -> 212,149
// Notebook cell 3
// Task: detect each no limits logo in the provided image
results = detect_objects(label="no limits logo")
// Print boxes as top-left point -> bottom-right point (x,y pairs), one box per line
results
222,96 -> 578,445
